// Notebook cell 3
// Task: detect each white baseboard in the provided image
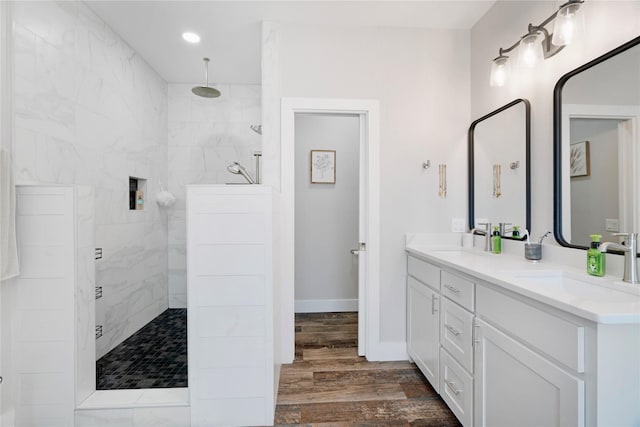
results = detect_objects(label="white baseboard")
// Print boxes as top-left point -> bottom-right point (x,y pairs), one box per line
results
294,298 -> 358,313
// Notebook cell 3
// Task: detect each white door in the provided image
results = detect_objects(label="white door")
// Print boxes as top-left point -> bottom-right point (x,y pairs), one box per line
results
474,318 -> 584,427
282,98 -> 380,363
356,114 -> 367,356
294,112 -> 361,316
406,277 -> 439,391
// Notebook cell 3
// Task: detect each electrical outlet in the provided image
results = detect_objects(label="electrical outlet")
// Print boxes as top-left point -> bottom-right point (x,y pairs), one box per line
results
452,218 -> 465,233
605,218 -> 619,232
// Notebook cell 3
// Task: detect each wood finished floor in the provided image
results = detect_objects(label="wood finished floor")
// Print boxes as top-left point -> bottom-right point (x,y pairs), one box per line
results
274,312 -> 461,426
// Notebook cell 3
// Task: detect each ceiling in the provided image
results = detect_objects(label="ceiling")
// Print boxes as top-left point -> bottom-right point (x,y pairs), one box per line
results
87,1 -> 496,85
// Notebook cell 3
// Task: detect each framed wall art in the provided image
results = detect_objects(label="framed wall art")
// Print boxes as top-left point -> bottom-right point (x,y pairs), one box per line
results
570,140 -> 590,177
310,150 -> 336,184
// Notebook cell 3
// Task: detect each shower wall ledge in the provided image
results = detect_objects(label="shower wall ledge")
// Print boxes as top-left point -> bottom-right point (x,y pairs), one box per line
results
77,388 -> 189,409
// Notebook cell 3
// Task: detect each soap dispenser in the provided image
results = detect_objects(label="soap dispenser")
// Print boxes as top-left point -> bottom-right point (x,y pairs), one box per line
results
492,226 -> 502,254
587,234 -> 605,277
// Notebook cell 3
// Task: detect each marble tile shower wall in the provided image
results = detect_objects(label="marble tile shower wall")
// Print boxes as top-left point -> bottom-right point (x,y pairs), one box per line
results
167,84 -> 261,307
11,2 -> 169,359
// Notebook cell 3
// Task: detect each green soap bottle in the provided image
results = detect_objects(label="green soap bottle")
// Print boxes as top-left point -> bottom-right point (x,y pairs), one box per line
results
492,226 -> 502,254
587,234 -> 605,277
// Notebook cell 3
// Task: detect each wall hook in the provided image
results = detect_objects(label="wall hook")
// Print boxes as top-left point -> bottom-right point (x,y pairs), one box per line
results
510,161 -> 520,170
423,160 -> 431,170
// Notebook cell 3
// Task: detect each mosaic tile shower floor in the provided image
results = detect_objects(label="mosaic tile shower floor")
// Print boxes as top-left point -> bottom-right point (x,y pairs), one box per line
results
96,308 -> 187,390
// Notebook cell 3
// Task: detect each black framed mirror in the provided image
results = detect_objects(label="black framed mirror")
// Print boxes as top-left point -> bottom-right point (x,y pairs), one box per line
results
468,99 -> 531,240
554,35 -> 640,254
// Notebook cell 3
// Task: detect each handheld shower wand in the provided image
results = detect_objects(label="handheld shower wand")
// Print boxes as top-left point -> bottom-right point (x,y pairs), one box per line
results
227,162 -> 255,184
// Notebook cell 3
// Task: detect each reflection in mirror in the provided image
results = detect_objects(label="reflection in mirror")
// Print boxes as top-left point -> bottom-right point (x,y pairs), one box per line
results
554,35 -> 640,253
469,99 -> 531,239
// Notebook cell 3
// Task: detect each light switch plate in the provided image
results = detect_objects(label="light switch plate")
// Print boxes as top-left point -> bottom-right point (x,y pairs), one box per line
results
452,218 -> 465,233
605,218 -> 619,232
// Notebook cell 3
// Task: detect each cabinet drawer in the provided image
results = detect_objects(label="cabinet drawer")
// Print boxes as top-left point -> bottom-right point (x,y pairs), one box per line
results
476,285 -> 585,373
441,270 -> 474,311
408,256 -> 440,291
440,297 -> 473,373
440,348 -> 473,427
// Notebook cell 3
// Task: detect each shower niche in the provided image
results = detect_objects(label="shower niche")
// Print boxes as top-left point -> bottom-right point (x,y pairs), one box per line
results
129,177 -> 146,210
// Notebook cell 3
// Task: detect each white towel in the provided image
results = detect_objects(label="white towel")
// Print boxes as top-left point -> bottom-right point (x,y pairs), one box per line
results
1,149 -> 19,280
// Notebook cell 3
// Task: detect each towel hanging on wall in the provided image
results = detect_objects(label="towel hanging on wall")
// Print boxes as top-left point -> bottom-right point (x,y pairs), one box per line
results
1,149 -> 19,280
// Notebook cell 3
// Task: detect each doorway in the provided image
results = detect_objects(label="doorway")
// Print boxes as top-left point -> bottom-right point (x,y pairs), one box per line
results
561,104 -> 640,244
280,98 -> 381,363
294,113 -> 359,312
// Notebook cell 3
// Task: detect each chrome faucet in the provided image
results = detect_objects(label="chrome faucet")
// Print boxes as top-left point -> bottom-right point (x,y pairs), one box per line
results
472,222 -> 492,252
598,232 -> 640,284
499,222 -> 512,237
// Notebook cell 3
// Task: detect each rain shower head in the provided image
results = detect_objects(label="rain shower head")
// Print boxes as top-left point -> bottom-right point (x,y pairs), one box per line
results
192,58 -> 221,98
227,162 -> 255,184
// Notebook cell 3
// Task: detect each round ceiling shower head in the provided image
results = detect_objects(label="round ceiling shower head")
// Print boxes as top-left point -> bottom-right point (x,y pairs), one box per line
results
192,57 -> 221,98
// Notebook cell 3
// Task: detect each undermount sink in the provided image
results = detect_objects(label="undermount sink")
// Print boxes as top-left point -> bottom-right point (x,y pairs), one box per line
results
498,269 -> 636,303
430,249 -> 484,257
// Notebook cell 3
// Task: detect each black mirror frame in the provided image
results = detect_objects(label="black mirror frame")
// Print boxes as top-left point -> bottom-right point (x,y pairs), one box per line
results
468,98 -> 531,240
553,35 -> 640,253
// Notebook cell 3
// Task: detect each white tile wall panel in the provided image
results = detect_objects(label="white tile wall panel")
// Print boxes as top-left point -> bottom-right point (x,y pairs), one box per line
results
196,306 -> 265,337
187,185 -> 275,426
75,409 -> 134,427
195,245 -> 265,276
167,84 -> 261,309
18,342 -> 68,372
196,337 -> 266,368
17,278 -> 69,309
192,398 -> 267,427
195,367 -> 266,399
13,0 -> 169,359
16,193 -> 68,215
195,276 -> 266,306
194,213 -> 266,244
10,185 -> 92,426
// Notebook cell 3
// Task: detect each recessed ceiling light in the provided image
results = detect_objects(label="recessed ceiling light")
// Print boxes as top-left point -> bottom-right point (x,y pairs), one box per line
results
182,32 -> 200,44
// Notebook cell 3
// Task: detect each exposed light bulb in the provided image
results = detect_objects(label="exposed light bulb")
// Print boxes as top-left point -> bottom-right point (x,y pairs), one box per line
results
552,1 -> 584,46
518,33 -> 543,67
490,56 -> 510,87
182,32 -> 201,44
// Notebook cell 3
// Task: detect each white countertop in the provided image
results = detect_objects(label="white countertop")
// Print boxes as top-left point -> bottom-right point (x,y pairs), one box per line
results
406,240 -> 640,324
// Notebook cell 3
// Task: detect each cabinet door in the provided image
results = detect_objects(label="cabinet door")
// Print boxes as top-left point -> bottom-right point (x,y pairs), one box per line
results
407,276 -> 440,392
474,319 -> 584,427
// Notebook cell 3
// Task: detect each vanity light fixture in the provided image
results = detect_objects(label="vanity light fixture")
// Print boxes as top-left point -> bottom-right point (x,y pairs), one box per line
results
552,1 -> 586,46
489,0 -> 585,87
182,31 -> 201,44
518,32 -> 544,67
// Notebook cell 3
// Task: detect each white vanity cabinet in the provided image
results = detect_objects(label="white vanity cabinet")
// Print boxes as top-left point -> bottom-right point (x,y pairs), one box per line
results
406,247 -> 640,427
473,318 -> 584,427
407,257 -> 441,392
407,255 -> 475,426
474,283 -> 586,427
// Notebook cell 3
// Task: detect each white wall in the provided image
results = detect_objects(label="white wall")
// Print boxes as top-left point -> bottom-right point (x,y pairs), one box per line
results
10,1 -> 169,359
263,23 -> 470,349
294,113 -> 359,312
470,0 -> 640,245
167,83 -> 261,308
569,118 -> 620,246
